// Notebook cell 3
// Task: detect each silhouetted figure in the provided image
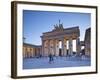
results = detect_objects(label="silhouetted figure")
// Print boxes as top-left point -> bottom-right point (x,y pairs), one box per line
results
49,54 -> 54,63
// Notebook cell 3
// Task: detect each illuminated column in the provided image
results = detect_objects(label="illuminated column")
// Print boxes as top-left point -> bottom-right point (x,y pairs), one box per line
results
55,39 -> 59,56
50,39 -> 54,55
64,38 -> 67,56
68,38 -> 73,56
44,40 -> 49,56
42,40 -> 45,56
62,38 -> 64,56
76,37 -> 81,55
52,39 -> 59,56
64,39 -> 67,56
23,47 -> 25,58
54,39 -> 57,56
53,39 -> 56,56
62,38 -> 67,56
47,39 -> 50,56
49,40 -> 52,55
49,39 -> 54,56
30,48 -> 32,57
62,40 -> 64,56
33,48 -> 35,57
25,48 -> 27,58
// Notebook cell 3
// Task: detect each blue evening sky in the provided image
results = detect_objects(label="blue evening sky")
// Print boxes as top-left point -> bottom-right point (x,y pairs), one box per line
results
23,10 -> 91,45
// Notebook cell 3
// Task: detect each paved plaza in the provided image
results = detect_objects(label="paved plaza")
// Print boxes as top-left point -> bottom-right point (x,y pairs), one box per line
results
23,55 -> 90,69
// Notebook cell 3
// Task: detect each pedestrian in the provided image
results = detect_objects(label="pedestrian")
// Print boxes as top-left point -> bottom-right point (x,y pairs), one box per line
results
49,53 -> 53,63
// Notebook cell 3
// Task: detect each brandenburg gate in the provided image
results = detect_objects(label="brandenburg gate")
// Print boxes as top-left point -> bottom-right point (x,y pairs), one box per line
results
41,22 -> 80,57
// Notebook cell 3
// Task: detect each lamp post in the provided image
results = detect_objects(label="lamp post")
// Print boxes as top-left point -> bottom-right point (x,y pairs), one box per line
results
23,37 -> 26,43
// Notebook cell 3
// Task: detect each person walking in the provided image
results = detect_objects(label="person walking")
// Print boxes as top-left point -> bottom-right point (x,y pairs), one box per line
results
49,53 -> 54,63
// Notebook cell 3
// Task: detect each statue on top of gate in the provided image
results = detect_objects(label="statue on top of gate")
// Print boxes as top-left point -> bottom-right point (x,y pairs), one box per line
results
53,20 -> 64,31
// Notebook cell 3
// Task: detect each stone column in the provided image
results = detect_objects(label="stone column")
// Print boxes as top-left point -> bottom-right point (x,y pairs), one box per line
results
33,48 -> 35,57
49,40 -> 52,55
47,39 -> 50,56
53,39 -> 56,56
61,39 -> 64,56
53,39 -> 56,55
50,39 -> 54,55
49,40 -> 51,54
61,38 -> 66,56
62,38 -> 67,56
42,40 -> 44,56
25,48 -> 27,58
76,37 -> 81,55
55,39 -> 59,56
23,47 -> 25,58
44,40 -> 49,57
68,38 -> 73,56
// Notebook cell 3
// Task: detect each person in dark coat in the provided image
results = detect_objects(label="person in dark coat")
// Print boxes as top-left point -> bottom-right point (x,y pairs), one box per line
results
49,53 -> 54,63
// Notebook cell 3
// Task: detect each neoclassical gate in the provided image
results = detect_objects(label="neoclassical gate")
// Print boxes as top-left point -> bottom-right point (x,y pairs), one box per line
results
41,23 -> 80,57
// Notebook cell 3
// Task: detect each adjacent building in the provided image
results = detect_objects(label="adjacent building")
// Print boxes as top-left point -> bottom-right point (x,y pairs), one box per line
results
23,43 -> 42,58
84,28 -> 91,56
